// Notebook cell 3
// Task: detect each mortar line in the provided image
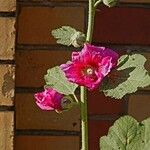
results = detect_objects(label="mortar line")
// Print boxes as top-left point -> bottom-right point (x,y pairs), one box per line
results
0,12 -> 16,17
16,129 -> 80,136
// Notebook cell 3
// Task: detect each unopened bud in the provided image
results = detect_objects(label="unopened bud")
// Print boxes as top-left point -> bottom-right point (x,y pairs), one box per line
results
61,96 -> 73,111
71,32 -> 85,48
102,0 -> 118,7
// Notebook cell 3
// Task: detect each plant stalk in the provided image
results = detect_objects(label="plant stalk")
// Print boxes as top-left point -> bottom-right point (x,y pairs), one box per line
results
86,0 -> 96,43
80,0 -> 96,149
80,86 -> 88,150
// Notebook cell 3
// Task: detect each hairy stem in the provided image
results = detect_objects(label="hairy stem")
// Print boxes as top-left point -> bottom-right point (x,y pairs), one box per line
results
81,86 -> 88,150
86,0 -> 95,43
73,94 -> 79,103
94,0 -> 102,8
81,0 -> 96,150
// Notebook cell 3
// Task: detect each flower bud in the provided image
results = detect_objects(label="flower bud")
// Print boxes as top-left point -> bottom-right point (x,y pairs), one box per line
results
61,96 -> 74,111
102,0 -> 118,7
34,88 -> 63,112
71,32 -> 85,48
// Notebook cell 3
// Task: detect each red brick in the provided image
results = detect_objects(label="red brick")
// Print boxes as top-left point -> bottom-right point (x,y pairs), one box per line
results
128,94 -> 150,121
121,0 -> 150,3
89,120 -> 113,150
93,7 -> 150,45
16,93 -> 80,131
143,52 -> 150,72
140,52 -> 150,72
88,90 -> 126,115
29,0 -> 86,1
16,50 -> 72,87
15,136 -> 79,150
17,7 -> 85,44
141,52 -> 150,90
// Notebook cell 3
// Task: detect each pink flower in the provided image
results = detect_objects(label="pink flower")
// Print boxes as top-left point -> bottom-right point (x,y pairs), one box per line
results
34,88 -> 64,111
60,44 -> 119,90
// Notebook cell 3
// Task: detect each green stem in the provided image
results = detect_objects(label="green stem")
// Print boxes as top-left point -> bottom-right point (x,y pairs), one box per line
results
94,0 -> 102,8
86,0 -> 96,43
80,86 -> 88,150
73,94 -> 79,103
81,0 -> 96,150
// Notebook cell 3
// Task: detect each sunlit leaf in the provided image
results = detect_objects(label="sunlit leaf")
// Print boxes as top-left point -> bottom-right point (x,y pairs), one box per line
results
100,54 -> 150,99
44,66 -> 78,95
100,116 -> 150,150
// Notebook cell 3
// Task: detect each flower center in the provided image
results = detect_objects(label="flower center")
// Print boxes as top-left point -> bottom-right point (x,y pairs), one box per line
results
85,67 -> 94,75
86,68 -> 94,75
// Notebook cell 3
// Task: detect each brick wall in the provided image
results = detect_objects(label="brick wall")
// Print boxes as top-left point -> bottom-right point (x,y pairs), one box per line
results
0,0 -> 149,150
0,0 -> 16,150
15,1 -> 150,150
15,2 -> 84,150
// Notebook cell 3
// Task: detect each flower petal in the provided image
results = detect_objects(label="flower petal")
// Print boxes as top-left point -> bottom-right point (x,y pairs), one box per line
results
61,44 -> 119,90
34,88 -> 63,111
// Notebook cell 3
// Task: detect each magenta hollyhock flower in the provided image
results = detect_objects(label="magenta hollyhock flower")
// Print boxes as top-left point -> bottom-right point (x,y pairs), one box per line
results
34,88 -> 64,111
60,44 -> 119,90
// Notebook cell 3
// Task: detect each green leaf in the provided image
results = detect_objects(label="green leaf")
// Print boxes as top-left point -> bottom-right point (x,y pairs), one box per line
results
44,66 -> 78,95
100,116 -> 150,150
51,26 -> 85,47
100,54 -> 150,99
